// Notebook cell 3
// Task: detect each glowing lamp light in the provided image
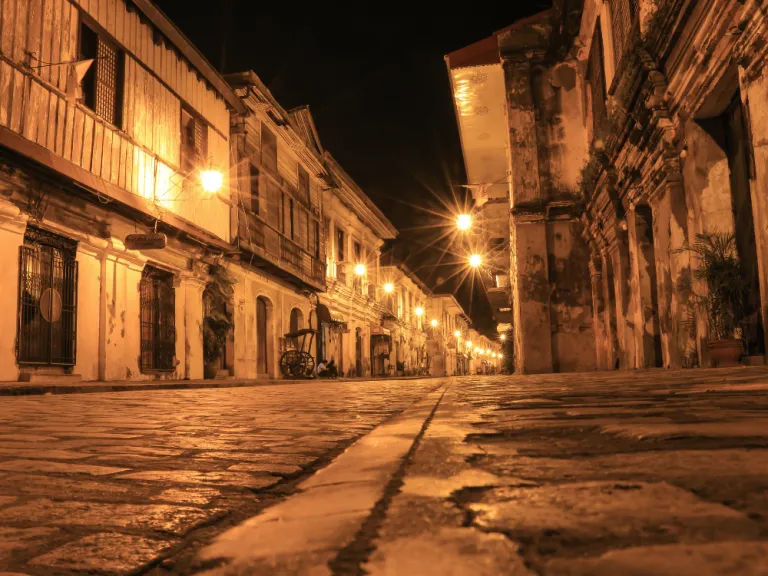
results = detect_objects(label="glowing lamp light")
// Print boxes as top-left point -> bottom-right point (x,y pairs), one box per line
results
492,353 -> 497,358
499,355 -> 504,361
430,319 -> 439,328
474,347 -> 480,354
383,282 -> 394,293
466,341 -> 472,348
486,349 -> 491,356
500,333 -> 506,341
454,330 -> 461,338
456,213 -> 472,231
469,254 -> 482,268
414,306 -> 424,317
354,264 -> 366,276
200,169 -> 223,194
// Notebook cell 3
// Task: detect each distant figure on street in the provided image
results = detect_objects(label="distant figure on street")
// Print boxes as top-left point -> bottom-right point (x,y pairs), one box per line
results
318,358 -> 338,378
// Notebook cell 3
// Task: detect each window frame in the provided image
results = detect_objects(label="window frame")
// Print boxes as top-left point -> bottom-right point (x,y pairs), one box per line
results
79,18 -> 124,129
180,106 -> 209,174
139,265 -> 176,373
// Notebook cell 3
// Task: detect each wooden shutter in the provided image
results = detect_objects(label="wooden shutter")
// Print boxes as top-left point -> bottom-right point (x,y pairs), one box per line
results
298,166 -> 310,204
261,124 -> 278,175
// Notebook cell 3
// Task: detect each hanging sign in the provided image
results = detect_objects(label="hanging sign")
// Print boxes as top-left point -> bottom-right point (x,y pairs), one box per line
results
125,233 -> 167,250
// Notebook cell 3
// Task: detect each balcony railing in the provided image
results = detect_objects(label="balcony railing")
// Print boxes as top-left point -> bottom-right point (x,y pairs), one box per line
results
280,236 -> 301,269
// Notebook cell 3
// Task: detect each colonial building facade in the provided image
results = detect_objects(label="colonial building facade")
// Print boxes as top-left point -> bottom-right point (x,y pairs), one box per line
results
447,0 -> 768,373
0,0 -> 244,382
0,0 -> 395,383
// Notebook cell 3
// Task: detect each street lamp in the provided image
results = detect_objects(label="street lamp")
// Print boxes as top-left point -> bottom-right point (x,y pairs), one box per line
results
414,306 -> 424,317
354,263 -> 366,276
200,169 -> 223,194
456,213 -> 472,231
469,254 -> 482,268
466,341 -> 472,348
430,319 -> 438,328
383,282 -> 394,293
500,333 -> 506,341
454,330 -> 461,338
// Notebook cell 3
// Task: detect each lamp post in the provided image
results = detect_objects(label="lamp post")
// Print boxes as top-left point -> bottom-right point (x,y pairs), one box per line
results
456,213 -> 472,231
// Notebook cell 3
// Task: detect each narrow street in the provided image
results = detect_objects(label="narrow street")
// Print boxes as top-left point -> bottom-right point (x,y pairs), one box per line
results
2,368 -> 768,575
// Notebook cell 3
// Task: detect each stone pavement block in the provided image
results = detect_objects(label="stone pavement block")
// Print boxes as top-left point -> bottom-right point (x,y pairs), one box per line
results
471,481 -> 761,551
29,533 -> 177,574
117,470 -> 281,489
601,420 -> 768,439
364,527 -> 533,576
83,445 -> 184,456
0,448 -> 92,460
0,527 -> 58,563
227,463 -> 302,476
2,474 -> 138,500
1,499 -> 222,536
0,459 -> 128,475
544,541 -> 768,576
0,496 -> 16,506
152,487 -> 222,505
199,452 -> 317,466
0,434 -> 59,442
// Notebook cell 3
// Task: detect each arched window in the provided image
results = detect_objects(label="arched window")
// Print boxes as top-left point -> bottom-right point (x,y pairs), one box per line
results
290,308 -> 303,333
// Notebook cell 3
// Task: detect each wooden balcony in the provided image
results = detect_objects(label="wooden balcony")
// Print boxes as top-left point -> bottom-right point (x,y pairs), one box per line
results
236,210 -> 325,291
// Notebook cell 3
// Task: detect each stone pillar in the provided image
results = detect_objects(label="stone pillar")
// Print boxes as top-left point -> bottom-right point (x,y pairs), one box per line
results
742,68 -> 768,364
183,276 -> 206,380
600,250 -> 618,370
102,242 -> 146,381
650,181 -> 692,369
74,239 -> 108,382
609,231 -> 636,370
589,255 -> 607,370
510,215 -> 553,374
0,200 -> 27,382
173,274 -> 186,379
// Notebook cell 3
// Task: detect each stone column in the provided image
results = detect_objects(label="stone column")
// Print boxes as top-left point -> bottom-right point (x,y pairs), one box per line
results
609,230 -> 637,370
183,275 -> 206,380
589,254 -> 607,370
0,200 -> 27,382
74,239 -> 109,382
600,250 -> 618,370
102,242 -> 146,381
510,214 -> 553,374
742,67 -> 768,364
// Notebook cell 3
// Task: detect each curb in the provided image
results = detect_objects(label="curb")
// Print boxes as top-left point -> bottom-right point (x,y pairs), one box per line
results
0,375 -> 439,397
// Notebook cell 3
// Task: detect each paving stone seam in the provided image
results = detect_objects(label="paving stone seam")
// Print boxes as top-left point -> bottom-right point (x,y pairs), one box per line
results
135,385 -> 448,575
327,386 -> 449,576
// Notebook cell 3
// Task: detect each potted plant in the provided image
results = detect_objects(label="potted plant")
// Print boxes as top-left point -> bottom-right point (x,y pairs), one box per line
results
677,232 -> 752,367
203,265 -> 235,379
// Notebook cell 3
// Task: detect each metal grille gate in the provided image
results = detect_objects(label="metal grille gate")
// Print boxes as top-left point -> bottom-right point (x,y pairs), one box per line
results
139,266 -> 176,371
17,228 -> 78,365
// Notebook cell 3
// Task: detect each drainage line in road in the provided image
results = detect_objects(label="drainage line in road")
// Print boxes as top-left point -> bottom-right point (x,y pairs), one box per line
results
328,386 -> 449,576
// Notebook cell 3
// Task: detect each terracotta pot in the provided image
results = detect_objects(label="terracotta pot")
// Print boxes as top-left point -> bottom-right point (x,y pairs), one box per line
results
707,339 -> 743,368
203,363 -> 219,380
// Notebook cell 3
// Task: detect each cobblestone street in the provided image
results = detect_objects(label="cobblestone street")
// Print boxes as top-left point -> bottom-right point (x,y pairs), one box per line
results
2,368 -> 768,575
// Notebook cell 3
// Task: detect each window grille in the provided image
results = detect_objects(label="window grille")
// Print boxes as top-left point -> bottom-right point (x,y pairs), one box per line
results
181,109 -> 208,173
139,266 -> 176,372
80,22 -> 123,127
610,0 -> 637,71
17,227 -> 78,366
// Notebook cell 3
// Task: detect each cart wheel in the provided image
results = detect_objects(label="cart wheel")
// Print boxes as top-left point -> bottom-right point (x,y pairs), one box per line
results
299,353 -> 315,378
280,350 -> 300,378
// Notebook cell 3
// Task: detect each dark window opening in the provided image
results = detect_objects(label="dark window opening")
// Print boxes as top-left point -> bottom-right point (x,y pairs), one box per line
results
140,266 -> 176,372
313,220 -> 320,258
353,241 -> 361,262
261,124 -> 278,175
298,166 -> 310,204
79,21 -> 123,127
336,228 -> 345,262
181,108 -> 208,173
17,227 -> 78,366
249,164 -> 260,214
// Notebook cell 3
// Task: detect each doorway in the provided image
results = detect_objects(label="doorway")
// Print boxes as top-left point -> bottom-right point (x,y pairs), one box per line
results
355,328 -> 363,376
256,296 -> 270,376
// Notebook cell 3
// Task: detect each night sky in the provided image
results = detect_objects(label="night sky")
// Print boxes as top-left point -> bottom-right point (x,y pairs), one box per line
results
154,0 -> 552,332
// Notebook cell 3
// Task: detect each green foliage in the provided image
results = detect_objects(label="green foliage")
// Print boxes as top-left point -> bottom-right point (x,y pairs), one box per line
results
203,264 -> 236,365
675,232 -> 752,341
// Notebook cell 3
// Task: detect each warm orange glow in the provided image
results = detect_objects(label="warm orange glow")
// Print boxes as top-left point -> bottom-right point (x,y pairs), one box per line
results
383,282 -> 394,293
200,169 -> 223,193
466,341 -> 472,348
500,333 -> 506,341
456,213 -> 472,231
454,330 -> 461,338
414,307 -> 424,317
430,319 -> 438,328
469,254 -> 482,268
354,264 -> 366,276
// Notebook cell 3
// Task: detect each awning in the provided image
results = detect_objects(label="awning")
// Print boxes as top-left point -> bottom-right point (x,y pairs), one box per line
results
317,304 -> 345,324
370,325 -> 390,337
